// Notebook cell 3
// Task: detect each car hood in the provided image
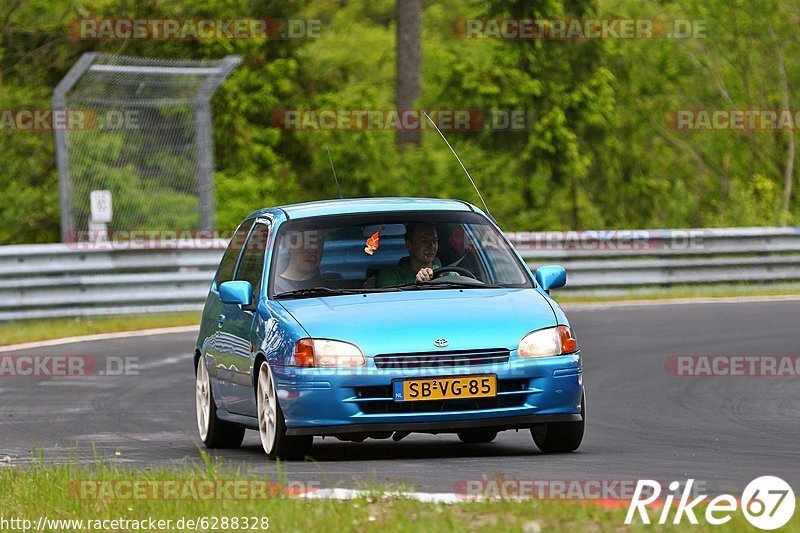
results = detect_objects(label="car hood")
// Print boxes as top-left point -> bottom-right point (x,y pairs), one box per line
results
277,288 -> 558,355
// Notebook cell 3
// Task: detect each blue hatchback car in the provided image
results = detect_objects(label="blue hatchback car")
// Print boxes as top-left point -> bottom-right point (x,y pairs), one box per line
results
194,198 -> 584,459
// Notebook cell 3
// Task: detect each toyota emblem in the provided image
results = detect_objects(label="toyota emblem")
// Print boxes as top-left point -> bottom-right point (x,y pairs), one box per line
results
433,338 -> 449,348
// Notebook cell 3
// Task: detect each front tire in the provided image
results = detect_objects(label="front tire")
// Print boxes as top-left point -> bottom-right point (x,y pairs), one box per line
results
195,355 -> 245,449
256,361 -> 313,460
531,393 -> 585,453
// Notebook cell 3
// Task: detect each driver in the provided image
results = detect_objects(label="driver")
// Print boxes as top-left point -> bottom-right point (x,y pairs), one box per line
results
274,230 -> 326,294
377,223 -> 440,287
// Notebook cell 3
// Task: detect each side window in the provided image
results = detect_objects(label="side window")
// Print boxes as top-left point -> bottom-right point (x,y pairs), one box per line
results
235,222 -> 271,296
216,219 -> 254,285
472,225 -> 528,285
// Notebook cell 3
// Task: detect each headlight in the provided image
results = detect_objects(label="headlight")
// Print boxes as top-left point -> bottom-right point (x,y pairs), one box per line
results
518,326 -> 578,358
292,338 -> 365,367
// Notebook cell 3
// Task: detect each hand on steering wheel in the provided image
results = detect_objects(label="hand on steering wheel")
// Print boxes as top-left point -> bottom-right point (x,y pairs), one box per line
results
432,266 -> 477,280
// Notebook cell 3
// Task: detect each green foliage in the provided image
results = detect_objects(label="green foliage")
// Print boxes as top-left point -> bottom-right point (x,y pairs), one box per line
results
0,0 -> 798,243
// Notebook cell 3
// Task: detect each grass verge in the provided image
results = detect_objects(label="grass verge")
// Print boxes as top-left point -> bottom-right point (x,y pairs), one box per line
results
0,459 -> 787,532
0,312 -> 200,346
556,283 -> 800,303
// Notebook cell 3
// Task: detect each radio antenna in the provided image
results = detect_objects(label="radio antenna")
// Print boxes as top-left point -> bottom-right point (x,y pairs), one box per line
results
423,111 -> 492,218
326,147 -> 343,199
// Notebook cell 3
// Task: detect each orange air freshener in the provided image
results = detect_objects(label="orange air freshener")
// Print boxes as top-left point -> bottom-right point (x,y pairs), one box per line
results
364,230 -> 380,255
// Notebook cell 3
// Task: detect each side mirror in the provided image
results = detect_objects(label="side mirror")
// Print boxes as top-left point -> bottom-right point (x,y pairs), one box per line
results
219,280 -> 253,306
535,265 -> 567,292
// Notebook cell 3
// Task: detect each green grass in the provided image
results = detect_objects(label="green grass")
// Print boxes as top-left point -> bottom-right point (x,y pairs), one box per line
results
0,312 -> 200,346
0,458 -> 785,532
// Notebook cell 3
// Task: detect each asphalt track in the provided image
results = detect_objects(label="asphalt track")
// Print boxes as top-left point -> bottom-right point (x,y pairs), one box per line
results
1,300 -> 798,495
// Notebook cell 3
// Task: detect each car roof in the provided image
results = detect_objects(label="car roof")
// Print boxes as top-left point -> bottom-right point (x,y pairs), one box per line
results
248,197 -> 477,220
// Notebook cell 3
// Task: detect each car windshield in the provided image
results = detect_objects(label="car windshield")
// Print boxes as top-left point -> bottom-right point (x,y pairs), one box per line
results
269,211 -> 532,299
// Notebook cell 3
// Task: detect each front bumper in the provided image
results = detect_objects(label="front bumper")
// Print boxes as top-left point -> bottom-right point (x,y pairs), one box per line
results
273,352 -> 583,436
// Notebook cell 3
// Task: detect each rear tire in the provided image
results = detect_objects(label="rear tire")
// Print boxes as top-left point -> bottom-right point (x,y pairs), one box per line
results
457,430 -> 498,443
531,393 -> 585,453
256,361 -> 313,460
195,355 -> 245,449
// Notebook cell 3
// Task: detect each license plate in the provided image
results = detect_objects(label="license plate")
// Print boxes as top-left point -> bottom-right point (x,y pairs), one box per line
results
392,375 -> 497,402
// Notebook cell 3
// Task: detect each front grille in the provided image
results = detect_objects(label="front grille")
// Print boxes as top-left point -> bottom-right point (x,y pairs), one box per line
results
373,348 -> 510,370
354,378 -> 530,414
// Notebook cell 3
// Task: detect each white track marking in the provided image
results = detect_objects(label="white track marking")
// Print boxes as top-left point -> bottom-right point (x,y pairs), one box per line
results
299,488 -> 468,503
0,325 -> 199,353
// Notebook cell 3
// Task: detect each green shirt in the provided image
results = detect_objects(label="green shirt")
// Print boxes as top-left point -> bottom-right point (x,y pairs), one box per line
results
377,264 -> 418,287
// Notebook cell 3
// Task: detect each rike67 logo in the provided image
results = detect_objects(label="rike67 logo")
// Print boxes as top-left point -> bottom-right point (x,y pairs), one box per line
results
626,476 -> 795,530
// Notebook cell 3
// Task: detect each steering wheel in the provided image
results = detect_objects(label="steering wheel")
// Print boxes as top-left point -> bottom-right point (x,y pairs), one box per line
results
433,266 -> 477,280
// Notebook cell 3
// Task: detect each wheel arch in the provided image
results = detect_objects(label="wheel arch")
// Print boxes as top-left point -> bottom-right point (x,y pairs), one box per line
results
252,351 -> 267,399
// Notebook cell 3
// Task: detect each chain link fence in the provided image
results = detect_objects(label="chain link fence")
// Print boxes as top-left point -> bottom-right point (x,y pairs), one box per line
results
53,53 -> 241,242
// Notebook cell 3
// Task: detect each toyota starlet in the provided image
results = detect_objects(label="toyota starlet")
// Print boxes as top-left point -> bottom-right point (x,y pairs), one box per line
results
194,197 -> 584,459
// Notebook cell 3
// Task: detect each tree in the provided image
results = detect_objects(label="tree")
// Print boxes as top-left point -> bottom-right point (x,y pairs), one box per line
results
395,0 -> 422,147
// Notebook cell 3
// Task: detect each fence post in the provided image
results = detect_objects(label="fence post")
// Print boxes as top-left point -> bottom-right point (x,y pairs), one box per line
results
195,55 -> 243,232
53,52 -> 99,242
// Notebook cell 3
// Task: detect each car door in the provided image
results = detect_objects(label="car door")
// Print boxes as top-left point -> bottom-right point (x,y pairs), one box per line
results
202,218 -> 253,410
217,218 -> 272,416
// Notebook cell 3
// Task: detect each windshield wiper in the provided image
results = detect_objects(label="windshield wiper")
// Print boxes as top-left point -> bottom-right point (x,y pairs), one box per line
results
383,279 -> 493,290
275,281 -> 513,299
274,287 -> 359,299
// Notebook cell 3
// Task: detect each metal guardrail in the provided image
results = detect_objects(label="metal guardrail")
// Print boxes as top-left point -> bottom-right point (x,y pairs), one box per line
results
1,227 -> 799,320
506,227 -> 800,289
0,244 -> 222,321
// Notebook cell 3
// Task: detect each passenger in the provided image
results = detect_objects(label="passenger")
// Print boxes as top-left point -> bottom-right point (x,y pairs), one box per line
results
377,224 -> 439,287
274,230 -> 326,294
